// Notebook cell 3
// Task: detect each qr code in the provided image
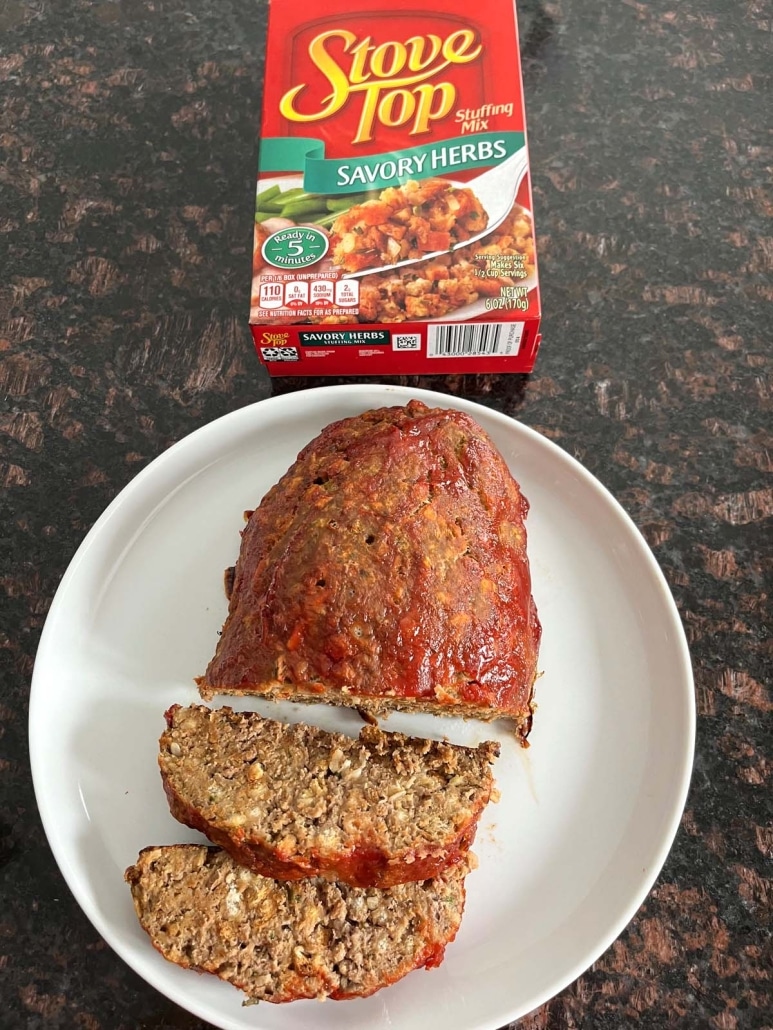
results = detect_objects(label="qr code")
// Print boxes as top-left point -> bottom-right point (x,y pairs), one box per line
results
260,346 -> 299,363
391,333 -> 421,352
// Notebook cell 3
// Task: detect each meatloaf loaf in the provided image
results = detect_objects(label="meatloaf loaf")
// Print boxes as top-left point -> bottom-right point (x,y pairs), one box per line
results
159,704 -> 499,888
198,400 -> 541,740
125,844 -> 467,1003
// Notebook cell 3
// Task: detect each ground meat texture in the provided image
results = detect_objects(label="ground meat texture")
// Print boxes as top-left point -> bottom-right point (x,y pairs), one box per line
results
125,845 -> 467,1003
159,705 -> 499,888
198,400 -> 542,740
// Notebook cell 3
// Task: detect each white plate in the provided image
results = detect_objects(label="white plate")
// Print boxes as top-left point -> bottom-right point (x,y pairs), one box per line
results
30,385 -> 694,1030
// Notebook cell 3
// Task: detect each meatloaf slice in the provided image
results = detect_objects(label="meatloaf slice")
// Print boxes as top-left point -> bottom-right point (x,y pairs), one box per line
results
198,399 -> 541,740
159,704 -> 499,888
125,844 -> 467,1003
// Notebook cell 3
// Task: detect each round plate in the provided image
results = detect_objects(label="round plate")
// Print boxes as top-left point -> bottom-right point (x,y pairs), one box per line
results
30,385 -> 694,1030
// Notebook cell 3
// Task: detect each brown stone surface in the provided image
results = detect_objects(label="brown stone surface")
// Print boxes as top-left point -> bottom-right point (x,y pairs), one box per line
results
0,0 -> 770,1027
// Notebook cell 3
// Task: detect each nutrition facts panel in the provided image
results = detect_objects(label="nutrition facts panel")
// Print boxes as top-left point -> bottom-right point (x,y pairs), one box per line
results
258,278 -> 360,312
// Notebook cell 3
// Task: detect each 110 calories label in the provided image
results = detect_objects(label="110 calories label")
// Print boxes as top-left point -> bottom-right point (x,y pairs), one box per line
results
258,278 -> 360,311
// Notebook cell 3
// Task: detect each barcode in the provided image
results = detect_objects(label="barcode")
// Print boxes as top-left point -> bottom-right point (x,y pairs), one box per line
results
427,322 -> 524,358
391,333 -> 421,351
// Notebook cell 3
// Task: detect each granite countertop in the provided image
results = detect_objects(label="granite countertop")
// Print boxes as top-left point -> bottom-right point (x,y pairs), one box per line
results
1,0 -> 770,1027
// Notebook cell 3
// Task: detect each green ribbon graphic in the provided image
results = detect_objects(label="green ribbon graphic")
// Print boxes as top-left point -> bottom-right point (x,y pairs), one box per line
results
259,137 -> 326,174
259,132 -> 525,194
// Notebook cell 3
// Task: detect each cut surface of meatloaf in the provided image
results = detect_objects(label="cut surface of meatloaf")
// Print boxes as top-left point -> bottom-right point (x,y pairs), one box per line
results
159,704 -> 499,888
198,399 -> 541,739
125,844 -> 467,1003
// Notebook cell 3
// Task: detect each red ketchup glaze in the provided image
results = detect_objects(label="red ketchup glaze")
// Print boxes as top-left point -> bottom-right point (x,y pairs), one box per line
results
201,401 -> 541,732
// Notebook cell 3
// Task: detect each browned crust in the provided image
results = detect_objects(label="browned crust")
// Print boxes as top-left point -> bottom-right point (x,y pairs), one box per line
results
197,679 -> 535,743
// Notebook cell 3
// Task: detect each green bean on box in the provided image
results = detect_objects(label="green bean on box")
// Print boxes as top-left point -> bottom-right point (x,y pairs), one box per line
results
255,186 -> 380,228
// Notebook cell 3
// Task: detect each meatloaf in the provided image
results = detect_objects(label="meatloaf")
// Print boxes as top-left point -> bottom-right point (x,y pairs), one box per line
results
125,844 -> 467,1003
159,704 -> 499,888
198,400 -> 541,740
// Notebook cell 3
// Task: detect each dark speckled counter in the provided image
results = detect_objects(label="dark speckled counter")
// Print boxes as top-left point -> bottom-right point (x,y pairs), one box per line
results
1,0 -> 770,1027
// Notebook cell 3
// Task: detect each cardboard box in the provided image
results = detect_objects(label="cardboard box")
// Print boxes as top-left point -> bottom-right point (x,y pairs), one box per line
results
250,0 -> 540,376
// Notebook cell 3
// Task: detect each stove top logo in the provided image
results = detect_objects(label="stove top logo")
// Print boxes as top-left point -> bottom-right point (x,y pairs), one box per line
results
280,28 -> 482,144
261,330 -> 291,345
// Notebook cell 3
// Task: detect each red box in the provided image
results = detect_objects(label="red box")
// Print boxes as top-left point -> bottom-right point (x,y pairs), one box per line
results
250,0 -> 540,376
